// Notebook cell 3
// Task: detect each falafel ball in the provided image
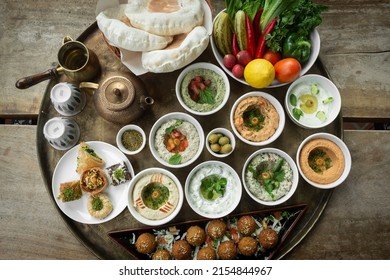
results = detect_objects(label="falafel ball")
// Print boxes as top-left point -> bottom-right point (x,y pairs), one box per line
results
238,236 -> 258,256
152,249 -> 171,260
258,228 -> 279,250
237,215 -> 257,236
217,240 -> 237,260
207,219 -> 227,240
186,225 -> 206,247
135,232 -> 157,254
197,246 -> 217,260
172,240 -> 192,260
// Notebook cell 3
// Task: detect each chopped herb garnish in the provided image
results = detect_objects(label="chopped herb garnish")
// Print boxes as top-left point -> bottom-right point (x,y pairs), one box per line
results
249,158 -> 286,199
113,168 -> 124,180
308,148 -> 332,173
141,182 -> 170,210
243,107 -> 265,131
311,83 -> 319,94
322,97 -> 334,104
200,175 -> 227,201
92,196 -> 104,211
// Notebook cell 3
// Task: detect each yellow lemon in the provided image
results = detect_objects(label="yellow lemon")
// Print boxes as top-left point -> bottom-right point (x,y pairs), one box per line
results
244,59 -> 275,88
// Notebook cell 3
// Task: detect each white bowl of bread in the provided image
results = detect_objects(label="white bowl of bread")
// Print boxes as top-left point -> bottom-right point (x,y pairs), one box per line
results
96,0 -> 213,75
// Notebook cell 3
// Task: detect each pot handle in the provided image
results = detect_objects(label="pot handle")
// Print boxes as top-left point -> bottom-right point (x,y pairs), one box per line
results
79,82 -> 99,90
15,67 -> 63,89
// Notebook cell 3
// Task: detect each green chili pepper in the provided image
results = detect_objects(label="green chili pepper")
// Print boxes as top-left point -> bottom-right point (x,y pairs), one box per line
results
282,33 -> 312,63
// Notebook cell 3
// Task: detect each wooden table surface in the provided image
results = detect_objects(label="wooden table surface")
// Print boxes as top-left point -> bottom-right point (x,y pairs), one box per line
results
1,0 -> 389,260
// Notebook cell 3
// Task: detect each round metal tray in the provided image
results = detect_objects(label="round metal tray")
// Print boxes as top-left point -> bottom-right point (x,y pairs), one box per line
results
37,22 -> 342,259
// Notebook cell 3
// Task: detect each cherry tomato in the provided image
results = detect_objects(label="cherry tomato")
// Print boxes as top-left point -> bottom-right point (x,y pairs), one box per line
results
274,58 -> 301,83
263,50 -> 282,65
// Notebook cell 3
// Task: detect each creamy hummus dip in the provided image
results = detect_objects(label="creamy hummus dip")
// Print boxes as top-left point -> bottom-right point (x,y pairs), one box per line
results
299,138 -> 345,184
187,163 -> 239,216
154,119 -> 200,165
180,68 -> 226,112
133,173 -> 179,220
244,152 -> 293,201
233,96 -> 279,142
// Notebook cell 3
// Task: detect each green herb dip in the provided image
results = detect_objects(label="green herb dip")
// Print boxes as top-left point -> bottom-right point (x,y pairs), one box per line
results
180,68 -> 225,112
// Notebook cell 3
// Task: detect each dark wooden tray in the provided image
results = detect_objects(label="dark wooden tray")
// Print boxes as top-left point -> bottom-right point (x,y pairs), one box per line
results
108,204 -> 307,260
36,21 -> 341,259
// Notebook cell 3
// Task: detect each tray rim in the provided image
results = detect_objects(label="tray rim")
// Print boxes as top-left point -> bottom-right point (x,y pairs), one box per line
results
36,22 -> 341,260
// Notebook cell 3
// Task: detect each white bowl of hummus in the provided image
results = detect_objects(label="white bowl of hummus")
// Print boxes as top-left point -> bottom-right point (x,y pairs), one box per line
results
149,112 -> 205,168
185,160 -> 242,219
242,148 -> 299,206
297,133 -> 351,189
175,62 -> 230,116
285,74 -> 342,129
127,167 -> 183,226
211,9 -> 320,88
230,92 -> 285,146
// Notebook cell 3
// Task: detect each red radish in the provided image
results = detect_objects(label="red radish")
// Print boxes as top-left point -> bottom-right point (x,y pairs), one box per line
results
223,54 -> 237,69
236,50 -> 252,66
232,64 -> 244,78
263,50 -> 282,65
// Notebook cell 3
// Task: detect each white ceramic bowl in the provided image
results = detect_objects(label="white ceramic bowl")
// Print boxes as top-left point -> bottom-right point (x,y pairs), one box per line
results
116,124 -> 146,155
285,74 -> 342,129
149,112 -> 205,168
230,91 -> 285,146
296,133 -> 352,189
127,167 -> 184,226
175,62 -> 230,116
185,160 -> 242,218
242,148 -> 299,206
205,127 -> 236,158
211,10 -> 320,88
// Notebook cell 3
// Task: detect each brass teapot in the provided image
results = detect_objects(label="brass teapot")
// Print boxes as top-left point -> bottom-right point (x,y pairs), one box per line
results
80,71 -> 154,124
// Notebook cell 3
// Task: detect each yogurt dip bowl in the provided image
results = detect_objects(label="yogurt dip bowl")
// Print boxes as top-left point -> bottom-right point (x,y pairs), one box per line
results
242,148 -> 298,206
285,74 -> 341,129
127,167 -> 183,226
185,160 -> 242,219
149,112 -> 205,168
176,62 -> 230,116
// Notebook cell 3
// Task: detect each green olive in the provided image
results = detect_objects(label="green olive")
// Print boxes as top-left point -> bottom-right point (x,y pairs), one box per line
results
218,136 -> 230,146
208,133 -> 220,144
210,143 -> 221,153
220,144 -> 233,154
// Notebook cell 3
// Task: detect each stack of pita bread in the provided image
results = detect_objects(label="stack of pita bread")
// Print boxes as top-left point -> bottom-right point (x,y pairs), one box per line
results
96,0 -> 211,73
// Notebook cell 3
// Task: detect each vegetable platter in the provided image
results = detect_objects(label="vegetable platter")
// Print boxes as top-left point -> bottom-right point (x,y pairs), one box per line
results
212,0 -> 327,88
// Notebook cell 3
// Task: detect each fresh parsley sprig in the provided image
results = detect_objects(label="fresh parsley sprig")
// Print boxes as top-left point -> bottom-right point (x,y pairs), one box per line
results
200,175 -> 227,201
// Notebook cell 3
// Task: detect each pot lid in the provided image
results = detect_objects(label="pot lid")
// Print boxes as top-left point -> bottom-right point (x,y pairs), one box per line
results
98,75 -> 135,111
